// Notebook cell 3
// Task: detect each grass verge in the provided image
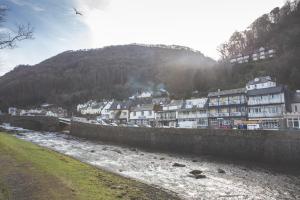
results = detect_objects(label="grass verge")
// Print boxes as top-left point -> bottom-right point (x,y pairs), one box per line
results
0,132 -> 179,200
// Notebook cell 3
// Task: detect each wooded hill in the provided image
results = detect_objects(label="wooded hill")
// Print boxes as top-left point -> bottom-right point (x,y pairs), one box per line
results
207,0 -> 300,91
0,44 -> 215,110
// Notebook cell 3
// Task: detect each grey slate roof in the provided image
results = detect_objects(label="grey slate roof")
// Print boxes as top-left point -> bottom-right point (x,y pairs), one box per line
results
246,76 -> 272,85
131,104 -> 154,112
168,100 -> 184,107
208,88 -> 246,97
109,101 -> 131,110
247,86 -> 284,96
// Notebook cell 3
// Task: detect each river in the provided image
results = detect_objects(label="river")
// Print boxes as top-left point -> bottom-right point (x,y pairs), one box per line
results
1,124 -> 300,200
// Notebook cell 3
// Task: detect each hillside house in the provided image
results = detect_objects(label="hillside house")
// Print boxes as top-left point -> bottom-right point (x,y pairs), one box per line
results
177,98 -> 208,129
208,88 -> 247,128
8,107 -> 17,116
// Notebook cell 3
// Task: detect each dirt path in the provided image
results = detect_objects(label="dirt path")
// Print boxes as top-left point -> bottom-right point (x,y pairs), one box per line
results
0,132 -> 180,200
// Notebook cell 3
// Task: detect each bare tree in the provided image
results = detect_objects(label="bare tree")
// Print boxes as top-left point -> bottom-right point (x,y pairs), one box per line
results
0,6 -> 33,49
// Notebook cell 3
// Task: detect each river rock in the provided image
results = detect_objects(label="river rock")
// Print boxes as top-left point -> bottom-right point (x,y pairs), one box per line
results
16,133 -> 25,136
195,174 -> 206,179
189,170 -> 203,175
112,149 -> 122,154
217,168 -> 226,174
90,150 -> 95,153
160,157 -> 165,160
192,159 -> 198,162
130,148 -> 137,152
173,163 -> 186,167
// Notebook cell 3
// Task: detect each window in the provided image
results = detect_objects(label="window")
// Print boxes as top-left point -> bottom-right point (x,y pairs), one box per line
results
288,119 -> 293,128
133,112 -> 136,116
141,111 -> 144,116
295,105 -> 298,112
294,120 -> 299,128
149,111 -> 152,116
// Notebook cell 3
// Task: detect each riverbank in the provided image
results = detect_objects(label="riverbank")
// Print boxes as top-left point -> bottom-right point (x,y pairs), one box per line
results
0,132 -> 179,200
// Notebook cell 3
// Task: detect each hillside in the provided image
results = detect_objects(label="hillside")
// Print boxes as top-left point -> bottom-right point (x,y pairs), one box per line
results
205,0 -> 300,91
0,44 -> 215,110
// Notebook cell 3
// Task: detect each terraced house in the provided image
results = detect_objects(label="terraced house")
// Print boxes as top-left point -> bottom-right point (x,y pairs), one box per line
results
108,101 -> 131,124
284,90 -> 300,130
155,100 -> 184,128
246,76 -> 289,130
129,104 -> 161,127
177,98 -> 208,129
208,88 -> 247,128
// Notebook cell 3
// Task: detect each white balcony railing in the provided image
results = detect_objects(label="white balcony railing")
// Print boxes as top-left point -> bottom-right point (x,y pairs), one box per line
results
177,113 -> 208,119
230,112 -> 247,117
209,113 -> 230,117
248,99 -> 284,105
248,112 -> 282,118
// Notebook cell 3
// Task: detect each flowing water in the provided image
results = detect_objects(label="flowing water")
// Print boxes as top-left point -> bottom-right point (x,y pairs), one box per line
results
1,124 -> 300,200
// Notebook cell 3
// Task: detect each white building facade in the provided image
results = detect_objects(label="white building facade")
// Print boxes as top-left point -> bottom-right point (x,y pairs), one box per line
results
155,100 -> 184,128
129,104 -> 158,127
177,98 -> 208,129
246,76 -> 287,130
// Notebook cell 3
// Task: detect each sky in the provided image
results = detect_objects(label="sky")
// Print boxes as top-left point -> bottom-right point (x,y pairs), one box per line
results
0,0 -> 286,76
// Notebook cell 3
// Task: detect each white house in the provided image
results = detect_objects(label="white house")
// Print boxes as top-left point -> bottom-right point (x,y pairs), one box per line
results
246,76 -> 287,130
129,104 -> 159,127
246,76 -> 276,91
8,107 -> 17,116
208,88 -> 247,128
108,101 -> 131,124
177,98 -> 208,129
98,101 -> 113,120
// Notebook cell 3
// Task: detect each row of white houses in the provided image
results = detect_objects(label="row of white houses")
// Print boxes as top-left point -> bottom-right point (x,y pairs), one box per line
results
230,47 -> 276,64
76,76 -> 300,130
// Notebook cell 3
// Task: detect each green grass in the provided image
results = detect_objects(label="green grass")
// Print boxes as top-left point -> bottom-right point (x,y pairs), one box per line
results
0,132 -> 178,200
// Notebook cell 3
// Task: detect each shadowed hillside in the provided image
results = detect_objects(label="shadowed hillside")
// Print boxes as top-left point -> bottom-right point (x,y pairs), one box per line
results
0,44 -> 215,110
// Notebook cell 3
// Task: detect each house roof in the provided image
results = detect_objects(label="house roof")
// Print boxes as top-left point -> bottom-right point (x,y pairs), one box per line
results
208,88 -> 246,97
247,85 -> 284,96
246,76 -> 272,85
109,101 -> 131,110
131,104 -> 154,112
183,98 -> 208,109
168,100 -> 184,107
91,103 -> 105,109
131,98 -> 153,106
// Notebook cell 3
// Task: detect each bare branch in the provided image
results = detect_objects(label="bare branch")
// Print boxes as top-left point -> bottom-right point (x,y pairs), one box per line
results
0,23 -> 34,49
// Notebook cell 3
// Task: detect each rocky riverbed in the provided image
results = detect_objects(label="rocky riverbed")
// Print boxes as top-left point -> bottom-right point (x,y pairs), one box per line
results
1,124 -> 300,200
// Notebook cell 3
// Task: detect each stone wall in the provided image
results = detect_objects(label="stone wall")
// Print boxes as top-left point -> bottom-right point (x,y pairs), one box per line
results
71,122 -> 300,166
0,115 -> 60,132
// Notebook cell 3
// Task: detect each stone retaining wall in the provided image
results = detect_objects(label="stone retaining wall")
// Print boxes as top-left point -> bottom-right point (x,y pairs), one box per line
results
71,122 -> 300,166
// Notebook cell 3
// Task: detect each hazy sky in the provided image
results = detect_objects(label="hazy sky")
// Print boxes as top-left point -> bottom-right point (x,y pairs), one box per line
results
0,0 -> 285,75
